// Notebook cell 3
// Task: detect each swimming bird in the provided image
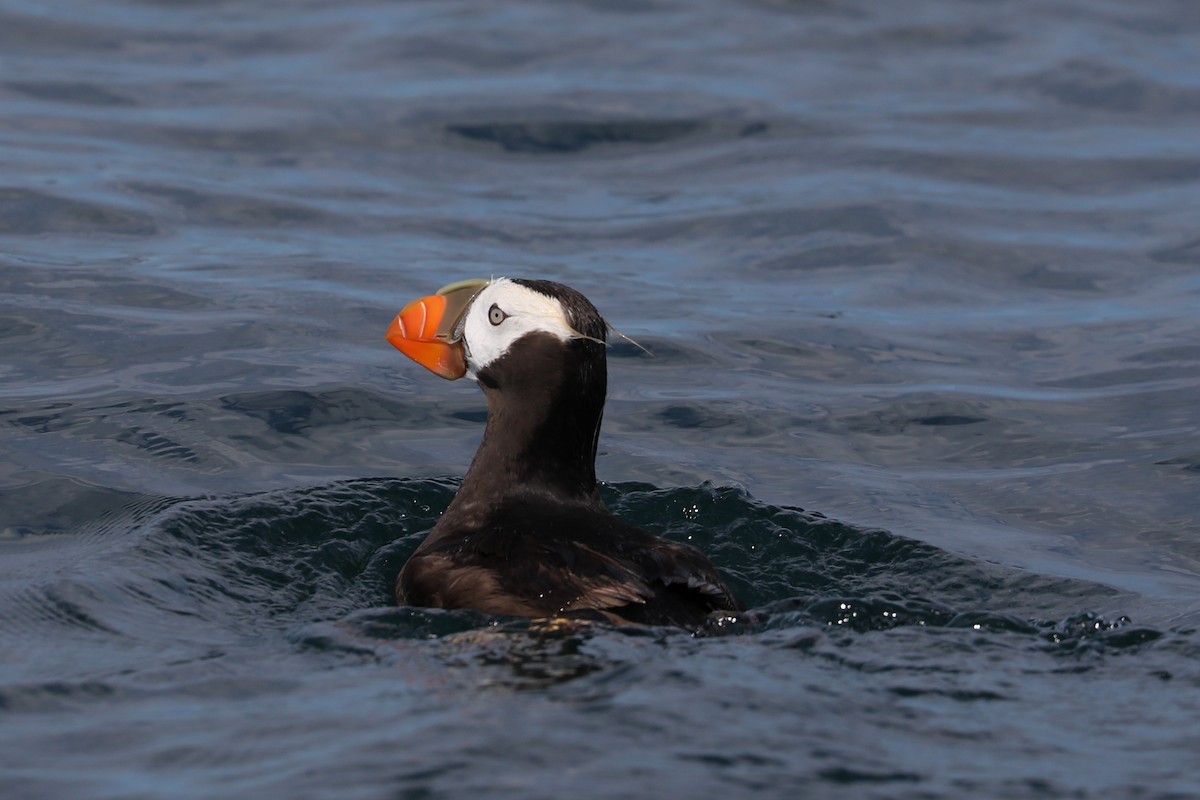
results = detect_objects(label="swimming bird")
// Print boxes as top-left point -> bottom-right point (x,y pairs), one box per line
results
386,277 -> 742,629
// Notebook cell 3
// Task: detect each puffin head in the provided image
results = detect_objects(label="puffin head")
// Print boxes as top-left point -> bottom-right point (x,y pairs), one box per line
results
387,277 -> 608,389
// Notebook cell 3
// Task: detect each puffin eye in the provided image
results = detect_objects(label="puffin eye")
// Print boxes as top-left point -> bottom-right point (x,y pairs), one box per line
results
488,304 -> 507,326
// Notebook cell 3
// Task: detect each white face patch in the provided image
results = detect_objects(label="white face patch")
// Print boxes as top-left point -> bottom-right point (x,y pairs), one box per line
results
461,278 -> 577,376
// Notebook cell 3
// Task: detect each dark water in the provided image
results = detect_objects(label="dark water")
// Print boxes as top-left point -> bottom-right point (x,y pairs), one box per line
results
2,0 -> 1200,797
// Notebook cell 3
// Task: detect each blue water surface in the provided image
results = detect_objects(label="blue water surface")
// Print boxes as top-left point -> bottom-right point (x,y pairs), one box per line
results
2,1 -> 1199,798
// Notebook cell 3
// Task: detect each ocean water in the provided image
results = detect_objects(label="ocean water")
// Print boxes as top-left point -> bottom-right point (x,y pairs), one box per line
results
2,1 -> 1200,797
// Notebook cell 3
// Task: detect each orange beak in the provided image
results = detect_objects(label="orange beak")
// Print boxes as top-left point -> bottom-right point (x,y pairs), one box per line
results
386,279 -> 489,380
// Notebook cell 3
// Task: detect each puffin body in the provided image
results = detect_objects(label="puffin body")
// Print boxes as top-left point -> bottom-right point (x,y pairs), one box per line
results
387,278 -> 741,629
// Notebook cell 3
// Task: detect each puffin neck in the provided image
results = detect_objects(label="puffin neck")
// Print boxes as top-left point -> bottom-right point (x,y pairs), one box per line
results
456,333 -> 607,506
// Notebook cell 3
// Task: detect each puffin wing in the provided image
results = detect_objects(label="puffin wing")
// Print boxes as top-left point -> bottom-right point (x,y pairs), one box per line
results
639,538 -> 743,607
397,532 -> 658,617
551,542 -> 657,612
547,529 -> 742,617
398,506 -> 741,621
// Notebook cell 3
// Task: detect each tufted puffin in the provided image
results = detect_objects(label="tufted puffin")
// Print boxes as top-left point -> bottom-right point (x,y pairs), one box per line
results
386,277 -> 742,630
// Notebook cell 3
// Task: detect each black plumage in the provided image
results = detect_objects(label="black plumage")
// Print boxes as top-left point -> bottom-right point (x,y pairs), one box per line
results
396,279 -> 742,629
